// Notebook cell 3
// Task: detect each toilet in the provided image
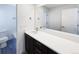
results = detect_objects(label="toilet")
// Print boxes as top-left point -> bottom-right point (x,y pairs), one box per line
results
13,32 -> 16,38
0,36 -> 8,48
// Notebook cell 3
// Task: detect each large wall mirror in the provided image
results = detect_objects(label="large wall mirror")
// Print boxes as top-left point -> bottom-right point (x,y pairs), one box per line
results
38,4 -> 79,35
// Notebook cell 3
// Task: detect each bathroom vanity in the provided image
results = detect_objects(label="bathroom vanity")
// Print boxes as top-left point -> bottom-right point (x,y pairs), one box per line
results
25,28 -> 79,54
24,33 -> 58,54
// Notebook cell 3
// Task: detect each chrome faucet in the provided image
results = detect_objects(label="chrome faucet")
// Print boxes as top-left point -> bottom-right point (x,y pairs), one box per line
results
35,27 -> 38,31
40,26 -> 45,29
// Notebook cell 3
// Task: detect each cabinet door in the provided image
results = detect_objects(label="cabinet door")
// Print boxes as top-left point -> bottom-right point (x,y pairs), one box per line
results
25,33 -> 33,54
33,39 -> 48,53
33,46 -> 43,54
33,39 -> 58,54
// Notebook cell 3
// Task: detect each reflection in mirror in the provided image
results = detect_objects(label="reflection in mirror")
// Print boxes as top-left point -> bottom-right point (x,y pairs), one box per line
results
0,4 -> 16,54
38,4 -> 79,35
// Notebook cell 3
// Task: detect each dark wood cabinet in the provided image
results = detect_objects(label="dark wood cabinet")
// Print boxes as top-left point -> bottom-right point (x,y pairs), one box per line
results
24,33 -> 58,54
25,33 -> 34,54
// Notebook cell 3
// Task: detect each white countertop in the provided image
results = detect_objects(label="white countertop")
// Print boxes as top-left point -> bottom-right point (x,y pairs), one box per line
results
25,30 -> 79,54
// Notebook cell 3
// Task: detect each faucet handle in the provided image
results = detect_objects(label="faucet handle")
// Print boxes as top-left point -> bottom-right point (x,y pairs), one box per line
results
35,27 -> 38,31
40,26 -> 42,29
40,26 -> 45,29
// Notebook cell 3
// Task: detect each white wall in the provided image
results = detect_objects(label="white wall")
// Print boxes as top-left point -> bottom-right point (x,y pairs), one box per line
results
17,4 -> 35,53
0,5 -> 16,33
17,5 -> 47,53
35,5 -> 46,29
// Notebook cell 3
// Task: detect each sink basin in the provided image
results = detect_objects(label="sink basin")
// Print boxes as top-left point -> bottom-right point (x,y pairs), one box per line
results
32,31 -> 37,34
0,37 -> 8,48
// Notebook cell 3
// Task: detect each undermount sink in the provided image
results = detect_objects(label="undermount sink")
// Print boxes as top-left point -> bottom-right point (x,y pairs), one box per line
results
0,37 -> 8,48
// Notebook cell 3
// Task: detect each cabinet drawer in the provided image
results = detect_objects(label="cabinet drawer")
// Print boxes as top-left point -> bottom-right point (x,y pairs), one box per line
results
33,39 -> 48,53
33,39 -> 58,54
33,46 -> 42,54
